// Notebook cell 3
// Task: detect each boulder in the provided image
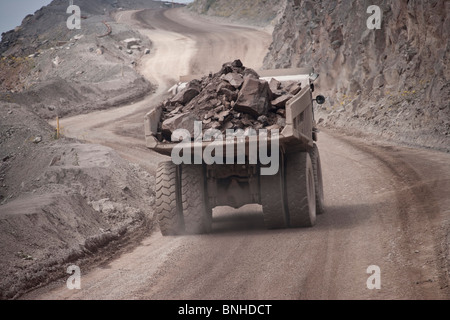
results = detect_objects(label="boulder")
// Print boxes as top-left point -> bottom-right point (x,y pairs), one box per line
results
283,81 -> 302,95
289,82 -> 302,95
223,73 -> 244,88
269,78 -> 281,94
171,80 -> 201,105
217,86 -> 238,102
162,113 -> 197,139
234,77 -> 272,117
272,93 -> 294,108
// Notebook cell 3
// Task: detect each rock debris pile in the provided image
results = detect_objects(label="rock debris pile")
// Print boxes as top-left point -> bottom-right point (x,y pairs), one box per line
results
156,60 -> 302,142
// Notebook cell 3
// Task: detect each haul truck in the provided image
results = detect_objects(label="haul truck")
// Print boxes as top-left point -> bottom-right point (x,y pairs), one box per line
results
144,68 -> 325,235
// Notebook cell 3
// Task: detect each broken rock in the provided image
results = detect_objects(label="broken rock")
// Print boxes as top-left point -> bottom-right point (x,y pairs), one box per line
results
276,116 -> 286,128
234,77 -> 272,117
171,80 -> 201,106
216,110 -> 231,123
289,83 -> 302,95
257,115 -> 269,126
243,68 -> 260,79
223,73 -> 244,89
272,94 -> 294,108
162,113 -> 197,139
217,86 -> 238,102
283,81 -> 302,95
269,78 -> 282,96
266,124 -> 281,131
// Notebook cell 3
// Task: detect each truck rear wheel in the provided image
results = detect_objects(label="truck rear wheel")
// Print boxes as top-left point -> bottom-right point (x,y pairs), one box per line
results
310,144 -> 325,215
155,162 -> 184,236
285,151 -> 316,228
260,154 -> 289,229
181,164 -> 212,234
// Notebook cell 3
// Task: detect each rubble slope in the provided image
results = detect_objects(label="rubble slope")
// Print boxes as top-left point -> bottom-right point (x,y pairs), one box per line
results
156,60 -> 299,142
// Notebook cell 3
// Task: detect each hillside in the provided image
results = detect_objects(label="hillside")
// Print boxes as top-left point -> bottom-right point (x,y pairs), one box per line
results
263,0 -> 450,151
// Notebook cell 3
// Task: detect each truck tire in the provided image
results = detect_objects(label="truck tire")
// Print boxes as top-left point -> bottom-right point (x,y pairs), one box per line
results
260,154 -> 289,229
181,164 -> 212,234
155,162 -> 184,236
285,151 -> 316,228
310,144 -> 325,215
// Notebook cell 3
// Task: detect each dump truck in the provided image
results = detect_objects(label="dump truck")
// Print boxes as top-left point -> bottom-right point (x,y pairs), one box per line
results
144,68 -> 325,235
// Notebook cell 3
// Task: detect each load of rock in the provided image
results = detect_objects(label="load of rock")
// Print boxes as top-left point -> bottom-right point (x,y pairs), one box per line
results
157,60 -> 302,142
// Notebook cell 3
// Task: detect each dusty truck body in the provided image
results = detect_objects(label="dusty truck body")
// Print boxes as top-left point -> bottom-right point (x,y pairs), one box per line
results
144,68 -> 325,235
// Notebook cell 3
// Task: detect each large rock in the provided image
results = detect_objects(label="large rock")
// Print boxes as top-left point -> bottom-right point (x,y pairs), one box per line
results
234,77 -> 272,117
171,80 -> 201,105
269,78 -> 281,93
272,93 -> 294,108
162,113 -> 197,139
223,73 -> 244,88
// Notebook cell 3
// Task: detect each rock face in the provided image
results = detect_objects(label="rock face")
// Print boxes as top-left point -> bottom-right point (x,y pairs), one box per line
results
263,0 -> 450,150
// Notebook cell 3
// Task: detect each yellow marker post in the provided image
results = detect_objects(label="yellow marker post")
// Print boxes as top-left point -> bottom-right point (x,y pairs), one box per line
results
56,116 -> 60,139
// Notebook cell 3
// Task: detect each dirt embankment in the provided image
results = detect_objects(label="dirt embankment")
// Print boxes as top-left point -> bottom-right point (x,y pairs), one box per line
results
263,0 -> 450,152
0,103 -> 155,299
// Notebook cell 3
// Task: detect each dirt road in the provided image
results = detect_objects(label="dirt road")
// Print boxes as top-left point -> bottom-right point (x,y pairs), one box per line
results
30,8 -> 449,299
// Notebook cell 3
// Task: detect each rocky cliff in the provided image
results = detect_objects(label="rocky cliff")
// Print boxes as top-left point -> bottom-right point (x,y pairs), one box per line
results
264,0 -> 449,150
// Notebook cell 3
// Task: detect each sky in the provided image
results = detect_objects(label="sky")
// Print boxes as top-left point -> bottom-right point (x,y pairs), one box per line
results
0,0 -> 194,38
0,0 -> 52,36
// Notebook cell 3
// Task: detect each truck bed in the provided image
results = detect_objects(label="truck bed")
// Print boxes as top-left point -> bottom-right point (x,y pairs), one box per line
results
144,74 -> 315,157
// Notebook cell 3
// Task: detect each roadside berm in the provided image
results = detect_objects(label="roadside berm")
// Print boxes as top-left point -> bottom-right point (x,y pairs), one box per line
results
156,60 -> 303,142
0,103 -> 155,299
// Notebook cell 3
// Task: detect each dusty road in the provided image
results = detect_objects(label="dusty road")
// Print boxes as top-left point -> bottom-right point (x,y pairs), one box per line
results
31,8 -> 449,299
